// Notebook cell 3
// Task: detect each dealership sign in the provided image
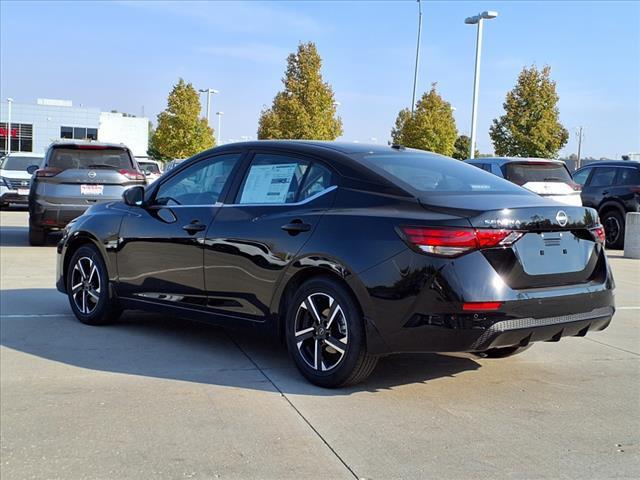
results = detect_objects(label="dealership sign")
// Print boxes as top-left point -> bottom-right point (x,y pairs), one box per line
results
0,127 -> 18,138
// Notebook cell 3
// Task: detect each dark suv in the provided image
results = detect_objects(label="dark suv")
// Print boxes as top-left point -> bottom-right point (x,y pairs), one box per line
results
573,161 -> 640,248
28,141 -> 146,245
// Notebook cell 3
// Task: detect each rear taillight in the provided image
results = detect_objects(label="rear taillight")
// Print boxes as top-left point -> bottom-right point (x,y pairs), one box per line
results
463,302 -> 502,311
35,167 -> 62,178
590,225 -> 606,244
569,181 -> 582,192
119,169 -> 146,181
399,227 -> 523,257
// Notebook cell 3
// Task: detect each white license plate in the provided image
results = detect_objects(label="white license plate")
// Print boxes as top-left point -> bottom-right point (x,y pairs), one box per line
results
17,188 -> 29,196
81,184 -> 104,196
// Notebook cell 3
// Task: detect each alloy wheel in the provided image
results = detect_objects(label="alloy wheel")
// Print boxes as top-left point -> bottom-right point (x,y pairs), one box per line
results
604,216 -> 621,244
294,293 -> 348,372
71,256 -> 101,315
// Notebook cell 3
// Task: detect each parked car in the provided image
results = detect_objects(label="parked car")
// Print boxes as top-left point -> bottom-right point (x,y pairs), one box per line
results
466,157 -> 582,206
0,152 -> 44,208
29,141 -> 146,245
164,158 -> 185,172
136,159 -> 163,184
573,160 -> 640,248
56,142 -> 614,387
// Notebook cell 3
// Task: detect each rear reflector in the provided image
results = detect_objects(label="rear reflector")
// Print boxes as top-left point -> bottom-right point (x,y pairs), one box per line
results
399,226 -> 522,257
119,169 -> 146,181
35,167 -> 62,178
463,302 -> 502,311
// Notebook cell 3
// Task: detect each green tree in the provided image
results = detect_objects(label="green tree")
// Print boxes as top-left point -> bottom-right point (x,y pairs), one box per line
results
257,42 -> 342,140
489,65 -> 568,158
391,84 -> 457,156
452,134 -> 479,160
151,78 -> 214,159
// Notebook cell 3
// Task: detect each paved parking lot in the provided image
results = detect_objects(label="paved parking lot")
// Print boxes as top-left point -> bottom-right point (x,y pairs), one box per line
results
1,208 -> 639,479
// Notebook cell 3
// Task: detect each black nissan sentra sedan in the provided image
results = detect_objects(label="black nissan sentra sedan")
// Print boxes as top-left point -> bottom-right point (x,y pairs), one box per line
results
55,141 -> 615,387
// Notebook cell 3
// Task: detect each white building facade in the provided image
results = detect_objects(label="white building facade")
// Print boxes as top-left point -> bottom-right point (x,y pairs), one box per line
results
0,99 -> 149,156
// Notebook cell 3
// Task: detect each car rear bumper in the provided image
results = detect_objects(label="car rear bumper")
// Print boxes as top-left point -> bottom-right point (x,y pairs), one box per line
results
30,202 -> 91,228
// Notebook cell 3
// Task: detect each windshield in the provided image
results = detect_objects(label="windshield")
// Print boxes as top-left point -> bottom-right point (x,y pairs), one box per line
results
503,162 -> 572,185
139,162 -> 161,174
49,148 -> 133,171
0,156 -> 42,171
357,151 -> 525,194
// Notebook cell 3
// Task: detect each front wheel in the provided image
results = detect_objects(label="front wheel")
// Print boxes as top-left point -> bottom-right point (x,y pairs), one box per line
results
286,277 -> 378,388
66,245 -> 121,326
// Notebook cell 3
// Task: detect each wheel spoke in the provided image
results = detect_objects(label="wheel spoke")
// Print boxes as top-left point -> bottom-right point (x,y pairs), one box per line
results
313,339 -> 322,370
71,283 -> 83,293
325,303 -> 342,330
324,335 -> 346,354
76,260 -> 87,280
305,296 -> 322,324
88,264 -> 98,283
81,290 -> 87,313
87,289 -> 100,302
295,326 -> 315,341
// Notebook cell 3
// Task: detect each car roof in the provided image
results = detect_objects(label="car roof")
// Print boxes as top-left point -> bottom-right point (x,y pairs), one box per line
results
576,160 -> 640,169
48,140 -> 130,150
467,157 -> 564,165
215,140 -> 404,155
1,152 -> 44,158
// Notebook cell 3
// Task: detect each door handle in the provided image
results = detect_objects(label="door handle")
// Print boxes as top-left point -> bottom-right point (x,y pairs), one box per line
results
281,219 -> 311,234
182,220 -> 207,234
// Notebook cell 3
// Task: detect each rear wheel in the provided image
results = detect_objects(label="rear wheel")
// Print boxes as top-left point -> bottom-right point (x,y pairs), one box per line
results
285,277 -> 378,388
28,225 -> 47,246
474,345 -> 532,358
602,210 -> 625,249
66,245 -> 121,326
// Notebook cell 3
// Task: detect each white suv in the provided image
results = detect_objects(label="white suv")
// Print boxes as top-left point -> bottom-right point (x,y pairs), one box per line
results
0,153 -> 44,208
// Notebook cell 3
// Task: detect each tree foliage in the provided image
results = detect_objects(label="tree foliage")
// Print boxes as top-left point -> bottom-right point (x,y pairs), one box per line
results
391,84 -> 457,156
489,65 -> 568,158
257,42 -> 342,140
452,135 -> 479,160
151,78 -> 215,159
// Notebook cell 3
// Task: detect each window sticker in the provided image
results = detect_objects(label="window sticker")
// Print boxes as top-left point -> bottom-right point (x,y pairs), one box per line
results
240,163 -> 297,204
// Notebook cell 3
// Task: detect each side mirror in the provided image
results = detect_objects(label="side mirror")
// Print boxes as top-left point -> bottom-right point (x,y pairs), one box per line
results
26,165 -> 39,175
123,186 -> 145,206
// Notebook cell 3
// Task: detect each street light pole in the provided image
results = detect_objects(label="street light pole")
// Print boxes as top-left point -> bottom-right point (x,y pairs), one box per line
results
465,11 -> 498,159
576,126 -> 584,169
198,88 -> 219,125
216,112 -> 224,145
411,0 -> 423,113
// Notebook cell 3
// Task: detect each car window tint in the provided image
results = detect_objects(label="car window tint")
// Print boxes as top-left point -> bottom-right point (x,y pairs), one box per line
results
504,162 -> 572,185
615,167 -> 640,186
155,153 -> 240,206
298,163 -> 333,201
238,154 -> 309,204
589,167 -> 618,188
572,168 -> 591,186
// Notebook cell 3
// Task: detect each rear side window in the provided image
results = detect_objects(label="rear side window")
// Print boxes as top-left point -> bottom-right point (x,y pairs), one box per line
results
615,167 -> 640,186
237,154 -> 309,204
589,167 -> 618,187
298,163 -> 333,201
503,162 -> 572,186
48,148 -> 133,171
358,152 -> 523,194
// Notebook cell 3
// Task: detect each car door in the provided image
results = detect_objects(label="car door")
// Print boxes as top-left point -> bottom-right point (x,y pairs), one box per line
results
117,152 -> 242,309
203,151 -> 337,321
582,167 -> 617,209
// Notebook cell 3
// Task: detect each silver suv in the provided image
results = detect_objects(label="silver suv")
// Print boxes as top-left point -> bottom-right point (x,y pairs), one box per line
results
28,141 -> 146,245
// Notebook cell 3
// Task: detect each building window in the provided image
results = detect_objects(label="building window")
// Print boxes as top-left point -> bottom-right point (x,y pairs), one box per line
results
60,126 -> 99,141
0,123 -> 33,153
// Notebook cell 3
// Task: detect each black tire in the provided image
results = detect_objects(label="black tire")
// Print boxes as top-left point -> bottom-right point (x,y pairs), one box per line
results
28,225 -> 47,246
602,210 -> 625,249
474,345 -> 532,358
66,244 -> 122,326
285,277 -> 378,388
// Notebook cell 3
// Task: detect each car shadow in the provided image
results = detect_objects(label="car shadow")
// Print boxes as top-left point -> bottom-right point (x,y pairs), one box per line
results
0,226 -> 61,247
0,288 -> 481,395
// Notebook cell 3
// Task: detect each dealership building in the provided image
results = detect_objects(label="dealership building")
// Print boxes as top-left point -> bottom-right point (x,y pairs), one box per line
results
0,98 -> 149,157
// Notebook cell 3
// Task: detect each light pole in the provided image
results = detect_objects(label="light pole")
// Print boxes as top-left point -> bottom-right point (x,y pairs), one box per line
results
411,0 -> 423,113
198,88 -> 219,125
465,10 -> 498,159
6,98 -> 13,154
576,126 -> 584,169
216,112 -> 224,145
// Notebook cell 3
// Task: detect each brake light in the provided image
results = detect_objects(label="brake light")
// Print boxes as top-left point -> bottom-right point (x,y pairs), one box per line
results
119,169 -> 146,181
35,167 -> 62,178
569,181 -> 582,192
463,302 -> 502,311
399,227 -> 522,257
75,145 -> 108,150
590,225 -> 606,244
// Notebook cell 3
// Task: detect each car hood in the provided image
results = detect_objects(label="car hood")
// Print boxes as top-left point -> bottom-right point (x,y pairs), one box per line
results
0,169 -> 32,179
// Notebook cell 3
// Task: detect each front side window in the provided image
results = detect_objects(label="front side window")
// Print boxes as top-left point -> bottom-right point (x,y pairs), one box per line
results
572,168 -> 592,186
589,167 -> 618,188
155,153 -> 241,206
237,154 -> 309,204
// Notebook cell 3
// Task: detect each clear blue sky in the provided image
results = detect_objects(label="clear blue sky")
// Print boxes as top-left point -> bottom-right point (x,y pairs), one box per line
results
1,1 -> 638,158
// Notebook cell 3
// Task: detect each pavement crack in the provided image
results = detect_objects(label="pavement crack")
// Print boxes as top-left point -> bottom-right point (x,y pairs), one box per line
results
583,337 -> 640,357
224,330 -> 359,480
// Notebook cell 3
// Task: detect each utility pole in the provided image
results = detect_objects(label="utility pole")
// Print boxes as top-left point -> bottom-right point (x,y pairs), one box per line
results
411,0 -> 423,113
576,126 -> 584,170
198,88 -> 219,125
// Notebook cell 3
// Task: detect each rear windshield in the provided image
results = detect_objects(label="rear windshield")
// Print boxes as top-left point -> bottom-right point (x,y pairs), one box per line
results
48,147 -> 133,171
0,156 -> 42,171
139,162 -> 161,174
357,152 -> 524,194
503,162 -> 572,185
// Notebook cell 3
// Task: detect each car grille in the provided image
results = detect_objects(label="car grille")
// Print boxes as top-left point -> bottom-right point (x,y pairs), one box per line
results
4,178 -> 32,190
